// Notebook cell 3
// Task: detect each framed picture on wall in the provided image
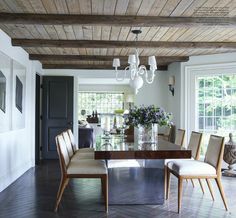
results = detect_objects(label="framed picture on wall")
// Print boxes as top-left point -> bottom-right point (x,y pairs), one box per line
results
0,70 -> 6,113
15,75 -> 23,113
12,60 -> 26,130
0,51 -> 11,133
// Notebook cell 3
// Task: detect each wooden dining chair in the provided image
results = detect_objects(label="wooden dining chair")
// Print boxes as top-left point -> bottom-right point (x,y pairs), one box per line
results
186,131 -> 203,191
164,131 -> 203,194
67,129 -> 94,153
158,125 -> 176,143
54,134 -> 108,212
62,131 -> 94,160
175,129 -> 186,147
166,135 -> 228,213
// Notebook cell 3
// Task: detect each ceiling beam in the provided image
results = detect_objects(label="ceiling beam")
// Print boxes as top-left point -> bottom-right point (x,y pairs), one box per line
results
29,54 -> 189,63
42,63 -> 168,71
12,39 -> 236,49
1,13 -> 236,27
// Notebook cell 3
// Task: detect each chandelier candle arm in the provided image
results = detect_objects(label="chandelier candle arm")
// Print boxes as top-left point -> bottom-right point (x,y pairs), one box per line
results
145,70 -> 155,84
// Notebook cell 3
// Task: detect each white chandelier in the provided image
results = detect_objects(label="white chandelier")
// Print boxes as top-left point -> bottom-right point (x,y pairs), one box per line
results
112,30 -> 157,94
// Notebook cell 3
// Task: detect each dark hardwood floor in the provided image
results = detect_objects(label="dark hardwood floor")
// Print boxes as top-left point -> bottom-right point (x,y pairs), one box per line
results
0,160 -> 235,218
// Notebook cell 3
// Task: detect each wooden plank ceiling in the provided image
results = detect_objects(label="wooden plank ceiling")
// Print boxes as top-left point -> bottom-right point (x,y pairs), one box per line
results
0,0 -> 236,70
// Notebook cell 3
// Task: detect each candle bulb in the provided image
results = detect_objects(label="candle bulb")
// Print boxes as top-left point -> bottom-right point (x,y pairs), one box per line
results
168,76 -> 175,85
104,116 -> 110,132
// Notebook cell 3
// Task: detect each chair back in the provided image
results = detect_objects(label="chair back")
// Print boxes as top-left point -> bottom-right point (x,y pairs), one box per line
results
204,135 -> 225,174
169,125 -> 176,143
55,134 -> 70,174
187,131 -> 203,160
62,131 -> 74,158
67,129 -> 77,153
175,129 -> 186,146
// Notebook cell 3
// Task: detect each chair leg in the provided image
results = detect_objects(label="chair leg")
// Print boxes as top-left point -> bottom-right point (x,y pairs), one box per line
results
101,178 -> 104,197
190,179 -> 194,187
103,175 -> 108,213
198,179 -> 205,194
178,177 -> 183,214
164,166 -> 167,198
54,178 -> 69,212
166,167 -> 171,200
206,179 -> 214,201
215,177 -> 228,211
56,177 -> 63,199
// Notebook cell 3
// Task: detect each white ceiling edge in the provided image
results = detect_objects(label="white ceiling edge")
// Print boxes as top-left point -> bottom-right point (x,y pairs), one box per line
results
78,78 -> 130,85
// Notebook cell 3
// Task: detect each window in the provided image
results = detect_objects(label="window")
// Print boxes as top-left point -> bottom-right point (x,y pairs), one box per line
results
196,74 -> 236,154
78,92 -> 124,118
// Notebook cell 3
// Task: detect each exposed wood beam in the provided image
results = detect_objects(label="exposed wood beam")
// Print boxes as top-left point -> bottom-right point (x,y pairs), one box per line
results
1,13 -> 236,27
12,39 -> 236,49
29,54 -> 189,63
42,64 -> 168,71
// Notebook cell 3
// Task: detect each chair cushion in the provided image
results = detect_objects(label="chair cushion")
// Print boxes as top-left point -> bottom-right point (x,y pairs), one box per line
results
67,160 -> 107,175
164,157 -> 194,165
167,160 -> 216,176
77,148 -> 94,153
72,152 -> 94,160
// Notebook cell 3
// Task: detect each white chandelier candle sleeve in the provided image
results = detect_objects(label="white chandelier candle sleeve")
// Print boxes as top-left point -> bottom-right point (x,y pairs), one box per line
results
112,58 -> 120,68
168,76 -> 175,85
128,54 -> 136,64
104,116 -> 111,132
148,56 -> 157,69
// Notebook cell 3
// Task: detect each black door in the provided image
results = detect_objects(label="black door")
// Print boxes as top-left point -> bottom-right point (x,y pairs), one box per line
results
42,76 -> 74,159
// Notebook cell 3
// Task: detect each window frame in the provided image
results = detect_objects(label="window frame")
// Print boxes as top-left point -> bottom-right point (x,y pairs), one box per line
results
78,91 -> 124,118
181,62 -> 236,151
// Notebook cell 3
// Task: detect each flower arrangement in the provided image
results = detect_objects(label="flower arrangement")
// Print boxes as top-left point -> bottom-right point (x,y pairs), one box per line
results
125,105 -> 172,128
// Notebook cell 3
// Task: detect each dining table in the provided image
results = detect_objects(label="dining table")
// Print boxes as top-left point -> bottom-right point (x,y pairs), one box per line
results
94,135 -> 191,205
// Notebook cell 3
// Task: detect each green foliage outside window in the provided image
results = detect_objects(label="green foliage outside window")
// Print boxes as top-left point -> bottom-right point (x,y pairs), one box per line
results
196,74 -> 236,155
78,92 -> 124,119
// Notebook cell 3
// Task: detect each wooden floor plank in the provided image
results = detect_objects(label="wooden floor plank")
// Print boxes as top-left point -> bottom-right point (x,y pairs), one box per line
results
0,160 -> 235,218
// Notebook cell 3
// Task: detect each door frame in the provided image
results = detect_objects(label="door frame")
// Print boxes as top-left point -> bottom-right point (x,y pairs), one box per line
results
35,73 -> 41,165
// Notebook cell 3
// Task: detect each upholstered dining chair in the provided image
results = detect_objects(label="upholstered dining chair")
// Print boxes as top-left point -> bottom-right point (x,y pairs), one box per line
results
165,131 -> 202,165
175,129 -> 186,147
158,125 -> 176,142
67,129 -> 94,153
62,131 -> 94,160
164,131 -> 203,193
55,134 -> 108,212
166,135 -> 228,213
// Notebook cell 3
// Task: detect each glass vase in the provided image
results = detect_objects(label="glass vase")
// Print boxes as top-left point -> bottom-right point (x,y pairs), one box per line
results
138,123 -> 158,144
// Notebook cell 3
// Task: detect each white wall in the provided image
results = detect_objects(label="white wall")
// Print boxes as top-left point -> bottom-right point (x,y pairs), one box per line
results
134,70 -> 168,109
166,62 -> 181,128
79,84 -> 132,93
0,29 -> 42,192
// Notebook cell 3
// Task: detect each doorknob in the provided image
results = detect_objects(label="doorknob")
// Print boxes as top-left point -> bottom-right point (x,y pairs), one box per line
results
67,121 -> 73,125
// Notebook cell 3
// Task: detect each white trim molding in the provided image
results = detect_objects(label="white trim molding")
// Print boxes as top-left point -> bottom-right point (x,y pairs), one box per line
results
181,61 -> 236,144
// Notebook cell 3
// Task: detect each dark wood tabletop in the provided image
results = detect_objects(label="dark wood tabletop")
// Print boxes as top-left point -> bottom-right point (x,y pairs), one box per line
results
94,135 -> 191,160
